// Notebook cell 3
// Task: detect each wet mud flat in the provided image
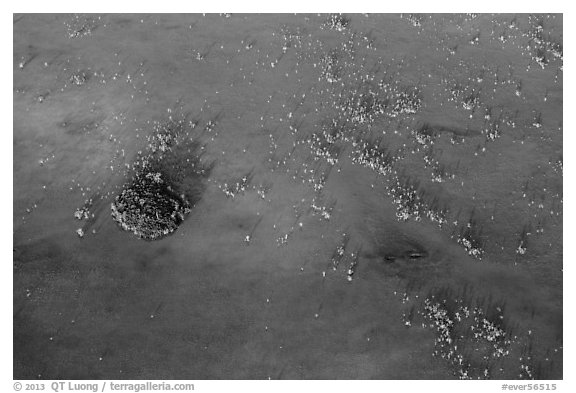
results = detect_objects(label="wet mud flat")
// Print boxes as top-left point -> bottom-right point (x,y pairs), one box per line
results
13,14 -> 562,379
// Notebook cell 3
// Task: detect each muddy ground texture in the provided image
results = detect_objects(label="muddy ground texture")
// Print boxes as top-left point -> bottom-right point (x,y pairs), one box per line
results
14,14 -> 562,379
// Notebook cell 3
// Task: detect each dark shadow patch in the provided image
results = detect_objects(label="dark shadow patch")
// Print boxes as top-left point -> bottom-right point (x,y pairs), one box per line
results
415,120 -> 481,137
13,312 -> 50,379
361,223 -> 449,288
58,114 -> 106,136
133,246 -> 171,273
13,238 -> 68,274
151,139 -> 214,206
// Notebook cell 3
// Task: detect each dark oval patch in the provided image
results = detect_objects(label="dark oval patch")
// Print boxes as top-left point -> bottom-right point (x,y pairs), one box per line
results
111,173 -> 191,240
112,117 -> 213,241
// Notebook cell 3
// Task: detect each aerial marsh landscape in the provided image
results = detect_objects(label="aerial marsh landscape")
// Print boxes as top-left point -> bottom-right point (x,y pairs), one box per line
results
13,13 -> 562,379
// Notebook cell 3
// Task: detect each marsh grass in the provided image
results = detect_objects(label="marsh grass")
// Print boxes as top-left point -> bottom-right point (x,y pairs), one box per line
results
419,283 -> 518,379
323,14 -> 351,32
351,136 -> 397,176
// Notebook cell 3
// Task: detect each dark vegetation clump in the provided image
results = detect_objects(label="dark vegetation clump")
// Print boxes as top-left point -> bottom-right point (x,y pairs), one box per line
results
111,172 -> 190,240
111,117 -> 213,240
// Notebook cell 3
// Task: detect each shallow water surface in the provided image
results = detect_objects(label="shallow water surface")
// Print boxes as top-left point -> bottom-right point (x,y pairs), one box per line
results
14,13 -> 562,379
